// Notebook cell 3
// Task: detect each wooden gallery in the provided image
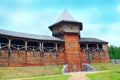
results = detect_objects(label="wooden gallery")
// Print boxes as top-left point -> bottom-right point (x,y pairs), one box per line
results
0,10 -> 110,72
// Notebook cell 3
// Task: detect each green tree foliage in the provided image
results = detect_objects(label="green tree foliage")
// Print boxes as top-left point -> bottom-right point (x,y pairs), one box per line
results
109,45 -> 120,59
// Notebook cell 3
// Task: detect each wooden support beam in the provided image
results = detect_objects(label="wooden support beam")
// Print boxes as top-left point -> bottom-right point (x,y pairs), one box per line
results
87,51 -> 91,64
55,43 -> 58,66
0,43 -> 1,56
96,44 -> 101,63
0,43 -> 1,49
55,43 -> 58,50
85,43 -> 91,63
32,46 -> 35,57
86,44 -> 88,49
17,45 -> 20,57
39,43 -> 41,50
97,44 -> 99,49
39,42 -> 41,65
8,39 -> 11,49
8,39 -> 11,67
41,43 -> 44,58
41,43 -> 44,50
25,41 -> 27,66
25,41 -> 27,51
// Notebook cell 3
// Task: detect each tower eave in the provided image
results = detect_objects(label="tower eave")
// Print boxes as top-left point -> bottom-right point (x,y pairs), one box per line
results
49,20 -> 83,31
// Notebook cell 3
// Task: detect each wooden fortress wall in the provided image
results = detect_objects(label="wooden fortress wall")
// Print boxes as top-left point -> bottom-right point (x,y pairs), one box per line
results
0,38 -> 110,68
0,44 -> 110,67
0,49 -> 66,67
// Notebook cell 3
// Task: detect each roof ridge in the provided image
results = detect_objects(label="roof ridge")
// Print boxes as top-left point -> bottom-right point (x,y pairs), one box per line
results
57,9 -> 76,22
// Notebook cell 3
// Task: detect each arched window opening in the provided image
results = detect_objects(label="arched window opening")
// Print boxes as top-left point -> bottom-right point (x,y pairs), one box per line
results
80,44 -> 86,48
27,41 -> 39,51
11,39 -> 25,50
44,43 -> 55,48
11,39 -> 25,45
0,37 -> 8,50
88,44 -> 97,48
58,43 -> 64,47
98,44 -> 103,49
27,41 -> 39,47
0,37 -> 8,43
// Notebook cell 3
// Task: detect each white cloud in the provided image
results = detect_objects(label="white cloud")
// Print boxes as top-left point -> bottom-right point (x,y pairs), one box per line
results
81,23 -> 120,46
9,10 -> 36,27
117,5 -> 120,12
70,7 -> 100,23
0,8 -> 60,35
69,8 -> 120,46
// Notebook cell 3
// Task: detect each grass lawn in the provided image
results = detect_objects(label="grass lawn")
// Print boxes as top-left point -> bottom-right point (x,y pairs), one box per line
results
87,70 -> 120,80
87,63 -> 120,80
0,66 -> 65,79
90,63 -> 120,71
24,75 -> 70,80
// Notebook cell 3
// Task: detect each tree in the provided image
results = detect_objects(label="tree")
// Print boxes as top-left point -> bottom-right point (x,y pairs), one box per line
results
109,45 -> 120,59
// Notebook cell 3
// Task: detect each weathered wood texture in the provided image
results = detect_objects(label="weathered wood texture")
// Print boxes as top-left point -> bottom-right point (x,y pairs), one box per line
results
80,51 -> 110,63
64,33 -> 82,72
0,50 -> 65,67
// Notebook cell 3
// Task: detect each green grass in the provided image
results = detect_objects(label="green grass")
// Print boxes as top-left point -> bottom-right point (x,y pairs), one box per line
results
87,70 -> 120,80
87,63 -> 120,80
0,66 -> 63,79
24,75 -> 70,80
90,63 -> 120,71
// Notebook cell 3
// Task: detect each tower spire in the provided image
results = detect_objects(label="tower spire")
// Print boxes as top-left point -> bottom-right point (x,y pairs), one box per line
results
57,9 -> 76,22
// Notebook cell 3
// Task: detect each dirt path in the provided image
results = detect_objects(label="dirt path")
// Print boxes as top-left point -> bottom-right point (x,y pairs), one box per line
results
11,72 -> 93,80
66,71 -> 98,80
11,71 -> 108,80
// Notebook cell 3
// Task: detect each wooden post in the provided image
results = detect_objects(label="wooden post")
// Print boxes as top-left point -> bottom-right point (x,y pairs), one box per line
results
41,43 -> 44,50
55,43 -> 58,66
41,42 -> 44,58
87,50 -> 90,64
55,43 -> 57,50
86,44 -> 88,49
86,44 -> 90,63
39,43 -> 41,50
97,44 -> 101,63
32,46 -> 35,57
39,43 -> 41,65
25,41 -> 27,66
0,43 -> 1,48
0,43 -> 1,56
8,39 -> 11,67
17,45 -> 20,57
97,44 -> 99,49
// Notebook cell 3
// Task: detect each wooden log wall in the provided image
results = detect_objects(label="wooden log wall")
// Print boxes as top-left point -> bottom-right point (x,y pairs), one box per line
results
64,33 -> 82,72
0,37 -> 66,67
0,49 -> 65,67
80,43 -> 110,63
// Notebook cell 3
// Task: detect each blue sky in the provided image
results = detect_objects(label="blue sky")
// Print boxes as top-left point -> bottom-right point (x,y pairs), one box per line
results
0,0 -> 120,46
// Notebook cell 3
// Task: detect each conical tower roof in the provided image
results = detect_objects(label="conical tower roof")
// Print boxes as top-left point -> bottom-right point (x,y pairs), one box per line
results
49,10 -> 82,31
57,9 -> 76,22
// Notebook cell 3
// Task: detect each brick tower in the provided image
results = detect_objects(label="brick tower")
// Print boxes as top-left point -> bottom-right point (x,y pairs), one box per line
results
49,10 -> 83,72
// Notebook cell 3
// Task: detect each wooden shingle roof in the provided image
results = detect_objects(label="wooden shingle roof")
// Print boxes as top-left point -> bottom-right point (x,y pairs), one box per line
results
0,29 -> 64,41
0,29 -> 108,43
80,38 -> 108,43
57,9 -> 76,22
49,10 -> 83,31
